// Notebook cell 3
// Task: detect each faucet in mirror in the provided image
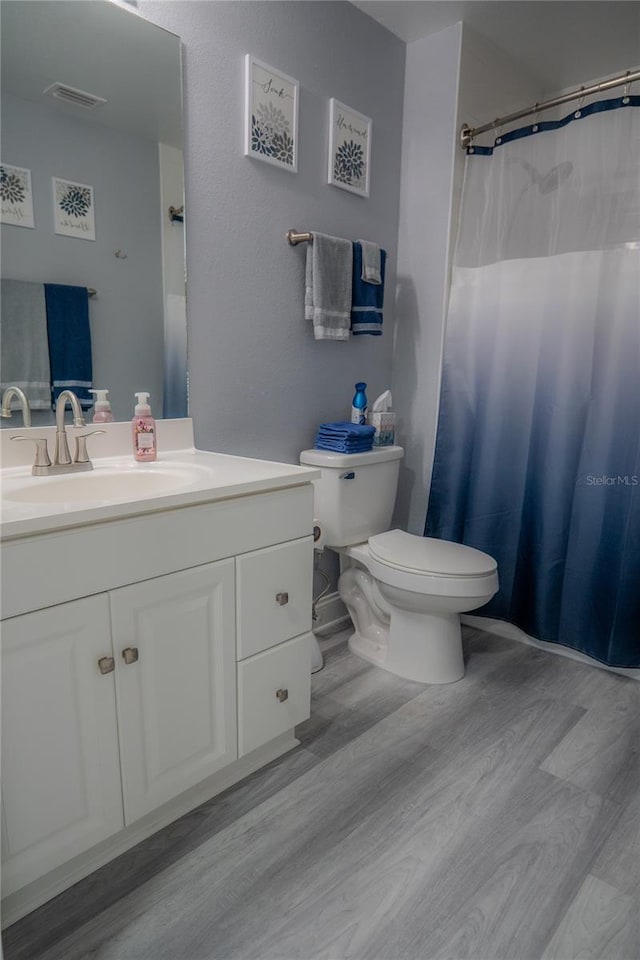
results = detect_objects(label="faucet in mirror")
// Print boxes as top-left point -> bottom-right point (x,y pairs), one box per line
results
0,0 -> 187,426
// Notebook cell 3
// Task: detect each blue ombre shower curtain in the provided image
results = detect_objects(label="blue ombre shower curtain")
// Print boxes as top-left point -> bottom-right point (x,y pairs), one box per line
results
426,96 -> 640,667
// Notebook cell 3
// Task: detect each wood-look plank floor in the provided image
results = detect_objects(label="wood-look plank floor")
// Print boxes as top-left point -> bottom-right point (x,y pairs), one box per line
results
4,625 -> 639,960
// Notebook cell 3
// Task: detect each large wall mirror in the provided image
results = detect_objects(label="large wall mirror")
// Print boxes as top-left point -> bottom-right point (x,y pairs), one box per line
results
1,0 -> 186,425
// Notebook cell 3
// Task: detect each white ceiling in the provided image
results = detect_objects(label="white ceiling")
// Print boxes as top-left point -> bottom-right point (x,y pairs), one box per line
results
1,1 -> 182,148
350,1 -> 640,94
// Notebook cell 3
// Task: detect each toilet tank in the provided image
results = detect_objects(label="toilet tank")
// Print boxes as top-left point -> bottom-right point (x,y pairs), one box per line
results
299,446 -> 404,547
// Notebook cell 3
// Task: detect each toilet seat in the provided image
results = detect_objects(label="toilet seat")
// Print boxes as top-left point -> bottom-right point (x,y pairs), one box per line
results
366,530 -> 499,598
369,530 -> 497,577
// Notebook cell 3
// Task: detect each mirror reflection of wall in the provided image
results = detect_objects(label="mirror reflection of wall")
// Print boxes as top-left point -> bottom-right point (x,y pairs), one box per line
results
0,0 -> 187,426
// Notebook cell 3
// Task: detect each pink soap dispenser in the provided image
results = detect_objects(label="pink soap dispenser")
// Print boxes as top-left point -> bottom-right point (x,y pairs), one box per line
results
132,392 -> 157,462
89,388 -> 114,423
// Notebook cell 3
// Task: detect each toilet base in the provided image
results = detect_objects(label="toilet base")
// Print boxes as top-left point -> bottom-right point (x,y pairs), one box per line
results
386,607 -> 465,684
347,607 -> 465,684
338,562 -> 467,684
348,630 -> 388,670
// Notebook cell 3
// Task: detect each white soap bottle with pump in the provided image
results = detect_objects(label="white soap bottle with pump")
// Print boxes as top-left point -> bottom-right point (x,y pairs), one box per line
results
89,388 -> 114,423
131,392 -> 157,462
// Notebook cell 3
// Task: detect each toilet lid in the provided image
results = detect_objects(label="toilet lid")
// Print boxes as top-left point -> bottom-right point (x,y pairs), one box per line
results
368,530 -> 497,578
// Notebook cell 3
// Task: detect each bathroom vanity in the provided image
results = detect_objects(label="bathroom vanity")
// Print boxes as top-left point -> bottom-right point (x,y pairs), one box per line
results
0,420 -> 319,924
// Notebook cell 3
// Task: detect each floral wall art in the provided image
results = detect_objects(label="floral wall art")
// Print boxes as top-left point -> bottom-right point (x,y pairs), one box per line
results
244,55 -> 298,172
53,177 -> 95,241
0,163 -> 35,228
328,99 -> 371,198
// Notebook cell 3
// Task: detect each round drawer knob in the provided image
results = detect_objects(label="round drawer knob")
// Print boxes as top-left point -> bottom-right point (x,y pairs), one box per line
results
275,592 -> 289,606
276,688 -> 289,702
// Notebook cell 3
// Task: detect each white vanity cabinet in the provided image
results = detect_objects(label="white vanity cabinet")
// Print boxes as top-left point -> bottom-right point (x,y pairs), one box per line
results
1,560 -> 237,896
0,480 -> 315,923
1,596 -> 124,896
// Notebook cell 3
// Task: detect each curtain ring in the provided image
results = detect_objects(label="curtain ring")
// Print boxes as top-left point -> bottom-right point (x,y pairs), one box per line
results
574,88 -> 585,119
532,106 -> 539,133
494,121 -> 504,147
623,76 -> 631,105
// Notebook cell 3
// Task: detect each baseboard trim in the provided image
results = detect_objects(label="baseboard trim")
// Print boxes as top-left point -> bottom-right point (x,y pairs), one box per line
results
463,615 -> 640,681
313,591 -> 350,636
1,732 -> 299,929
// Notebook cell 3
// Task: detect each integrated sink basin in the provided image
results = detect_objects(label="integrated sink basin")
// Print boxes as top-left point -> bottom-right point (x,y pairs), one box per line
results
1,421 -> 320,541
4,466 -> 198,504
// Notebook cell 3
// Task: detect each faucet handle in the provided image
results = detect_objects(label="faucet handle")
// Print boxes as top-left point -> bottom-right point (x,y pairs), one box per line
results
11,436 -> 52,470
74,430 -> 106,464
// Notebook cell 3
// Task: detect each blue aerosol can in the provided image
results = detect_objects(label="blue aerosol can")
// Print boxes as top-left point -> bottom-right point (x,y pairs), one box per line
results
351,382 -> 368,425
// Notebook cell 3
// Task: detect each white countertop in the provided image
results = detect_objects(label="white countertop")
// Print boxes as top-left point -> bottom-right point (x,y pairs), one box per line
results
0,420 -> 319,540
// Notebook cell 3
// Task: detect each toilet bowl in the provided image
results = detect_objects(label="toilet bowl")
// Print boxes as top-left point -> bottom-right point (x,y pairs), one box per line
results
299,445 -> 499,684
338,530 -> 498,683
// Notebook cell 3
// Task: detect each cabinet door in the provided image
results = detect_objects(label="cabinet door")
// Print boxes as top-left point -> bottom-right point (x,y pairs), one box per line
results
1,596 -> 123,896
110,560 -> 237,824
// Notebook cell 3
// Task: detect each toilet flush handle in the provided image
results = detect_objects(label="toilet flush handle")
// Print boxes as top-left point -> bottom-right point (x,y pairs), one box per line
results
339,471 -> 356,480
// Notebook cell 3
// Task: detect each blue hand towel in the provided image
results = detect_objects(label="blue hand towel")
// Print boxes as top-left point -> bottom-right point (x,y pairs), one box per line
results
315,439 -> 374,454
44,284 -> 93,408
315,421 -> 375,453
351,242 -> 386,336
317,421 -> 375,439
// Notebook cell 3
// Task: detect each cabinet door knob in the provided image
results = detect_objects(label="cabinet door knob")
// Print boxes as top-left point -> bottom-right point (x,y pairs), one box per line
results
122,647 -> 139,665
275,592 -> 289,606
98,656 -> 115,675
276,688 -> 289,702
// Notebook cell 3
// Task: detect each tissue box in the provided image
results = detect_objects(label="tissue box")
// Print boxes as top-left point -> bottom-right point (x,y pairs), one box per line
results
368,411 -> 395,446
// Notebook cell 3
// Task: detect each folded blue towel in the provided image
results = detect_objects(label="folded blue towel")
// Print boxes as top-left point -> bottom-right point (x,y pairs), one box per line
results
315,439 -> 374,454
316,421 -> 375,439
315,421 -> 375,454
351,242 -> 386,336
44,284 -> 93,408
315,436 -> 373,447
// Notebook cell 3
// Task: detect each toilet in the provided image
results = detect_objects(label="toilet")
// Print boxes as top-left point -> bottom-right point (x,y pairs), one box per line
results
299,445 -> 498,684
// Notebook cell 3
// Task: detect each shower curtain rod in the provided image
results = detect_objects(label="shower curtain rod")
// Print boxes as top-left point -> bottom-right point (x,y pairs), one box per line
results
460,68 -> 640,148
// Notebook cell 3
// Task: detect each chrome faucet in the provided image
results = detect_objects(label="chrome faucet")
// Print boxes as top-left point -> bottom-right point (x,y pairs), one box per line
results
11,390 -> 105,476
1,386 -> 31,427
54,389 -> 86,465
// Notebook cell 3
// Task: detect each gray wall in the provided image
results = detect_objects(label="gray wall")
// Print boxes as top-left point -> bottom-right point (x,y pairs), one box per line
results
1,93 -> 164,422
139,1 -> 406,464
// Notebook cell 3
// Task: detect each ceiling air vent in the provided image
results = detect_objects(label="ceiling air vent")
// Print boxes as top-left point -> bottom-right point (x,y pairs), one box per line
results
43,82 -> 107,110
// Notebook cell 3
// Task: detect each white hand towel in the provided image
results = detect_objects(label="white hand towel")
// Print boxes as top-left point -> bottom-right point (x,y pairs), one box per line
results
356,238 -> 382,285
0,279 -> 51,409
305,233 -> 353,341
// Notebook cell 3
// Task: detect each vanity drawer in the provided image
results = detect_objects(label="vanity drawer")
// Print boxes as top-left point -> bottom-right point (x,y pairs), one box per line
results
237,633 -> 311,756
236,537 -> 313,660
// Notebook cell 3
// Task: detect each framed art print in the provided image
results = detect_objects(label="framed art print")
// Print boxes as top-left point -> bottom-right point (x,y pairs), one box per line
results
244,55 -> 298,172
0,163 -> 35,228
328,99 -> 371,198
53,177 -> 95,240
